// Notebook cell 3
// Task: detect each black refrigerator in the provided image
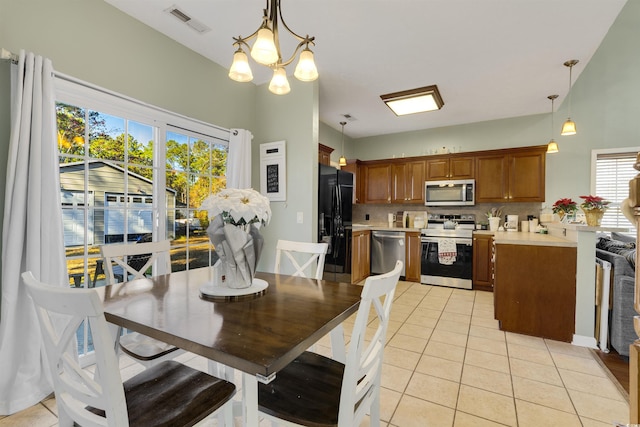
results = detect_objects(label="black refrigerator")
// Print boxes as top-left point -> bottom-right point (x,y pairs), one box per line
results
318,164 -> 353,280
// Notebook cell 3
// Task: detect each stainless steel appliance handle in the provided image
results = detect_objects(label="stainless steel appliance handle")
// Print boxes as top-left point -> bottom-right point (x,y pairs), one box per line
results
421,237 -> 472,246
373,231 -> 405,239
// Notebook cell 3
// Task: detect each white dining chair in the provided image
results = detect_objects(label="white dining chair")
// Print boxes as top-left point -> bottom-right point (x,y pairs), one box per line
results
257,260 -> 403,427
100,239 -> 184,368
22,271 -> 236,427
273,239 -> 347,359
274,240 -> 329,280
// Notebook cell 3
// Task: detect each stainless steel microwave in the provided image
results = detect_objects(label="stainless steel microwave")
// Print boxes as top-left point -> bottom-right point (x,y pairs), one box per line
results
425,179 -> 475,206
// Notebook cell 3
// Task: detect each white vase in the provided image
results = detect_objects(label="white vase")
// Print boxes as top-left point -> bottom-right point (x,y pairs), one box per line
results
207,216 -> 264,289
489,217 -> 500,231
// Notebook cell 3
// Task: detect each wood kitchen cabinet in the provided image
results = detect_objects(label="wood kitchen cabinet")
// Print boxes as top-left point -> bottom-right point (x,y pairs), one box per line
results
475,145 -> 546,203
318,144 -> 334,165
351,229 -> 371,284
425,156 -> 474,180
363,163 -> 392,204
392,160 -> 425,204
493,243 -> 576,342
472,233 -> 493,291
405,231 -> 421,282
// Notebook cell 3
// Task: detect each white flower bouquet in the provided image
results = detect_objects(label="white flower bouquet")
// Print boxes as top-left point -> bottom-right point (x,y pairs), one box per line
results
201,188 -> 271,229
201,189 -> 271,289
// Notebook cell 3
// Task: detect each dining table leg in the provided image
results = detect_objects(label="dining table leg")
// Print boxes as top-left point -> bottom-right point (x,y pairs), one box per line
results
242,372 -> 259,426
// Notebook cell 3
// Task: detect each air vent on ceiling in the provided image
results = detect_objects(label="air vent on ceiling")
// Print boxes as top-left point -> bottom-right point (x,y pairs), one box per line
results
165,5 -> 211,34
342,114 -> 357,122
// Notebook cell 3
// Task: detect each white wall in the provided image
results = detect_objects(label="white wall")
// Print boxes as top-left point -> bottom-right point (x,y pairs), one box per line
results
252,80 -> 319,273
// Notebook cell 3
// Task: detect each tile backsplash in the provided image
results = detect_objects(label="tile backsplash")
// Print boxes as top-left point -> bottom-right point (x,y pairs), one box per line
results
352,202 -> 543,227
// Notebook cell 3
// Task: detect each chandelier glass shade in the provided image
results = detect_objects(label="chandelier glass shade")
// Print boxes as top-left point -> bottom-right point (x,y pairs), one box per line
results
561,59 -> 579,136
229,0 -> 317,95
547,94 -> 559,153
268,67 -> 291,95
228,49 -> 253,82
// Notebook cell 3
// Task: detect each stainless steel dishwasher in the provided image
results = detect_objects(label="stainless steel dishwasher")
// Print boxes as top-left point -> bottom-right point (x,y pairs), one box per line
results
371,230 -> 406,276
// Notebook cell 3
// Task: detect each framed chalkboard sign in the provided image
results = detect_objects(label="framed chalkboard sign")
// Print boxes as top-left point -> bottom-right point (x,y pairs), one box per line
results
260,141 -> 286,201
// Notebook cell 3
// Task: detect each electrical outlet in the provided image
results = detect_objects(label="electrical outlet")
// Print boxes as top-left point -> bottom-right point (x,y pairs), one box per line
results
365,214 -> 370,220
297,212 -> 303,224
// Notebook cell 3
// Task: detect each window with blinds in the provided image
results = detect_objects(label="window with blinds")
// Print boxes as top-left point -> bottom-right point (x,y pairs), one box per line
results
595,152 -> 636,230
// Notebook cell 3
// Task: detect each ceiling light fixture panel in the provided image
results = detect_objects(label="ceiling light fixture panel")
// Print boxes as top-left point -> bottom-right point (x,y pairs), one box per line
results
380,85 -> 444,116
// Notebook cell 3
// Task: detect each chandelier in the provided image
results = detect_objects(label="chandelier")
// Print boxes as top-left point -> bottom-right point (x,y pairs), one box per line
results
228,0 -> 318,95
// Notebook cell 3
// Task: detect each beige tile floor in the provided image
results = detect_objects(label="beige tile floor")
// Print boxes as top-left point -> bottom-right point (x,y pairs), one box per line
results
0,280 -> 630,426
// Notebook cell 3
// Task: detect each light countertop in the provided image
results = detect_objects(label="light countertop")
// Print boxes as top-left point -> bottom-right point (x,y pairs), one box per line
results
475,230 -> 577,247
544,222 -> 628,233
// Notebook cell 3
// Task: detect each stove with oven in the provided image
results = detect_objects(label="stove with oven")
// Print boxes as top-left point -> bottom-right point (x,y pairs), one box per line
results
420,214 -> 475,289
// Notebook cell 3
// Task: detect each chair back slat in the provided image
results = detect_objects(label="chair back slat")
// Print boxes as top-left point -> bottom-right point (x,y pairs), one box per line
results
339,260 -> 402,426
100,239 -> 171,285
22,271 -> 129,426
274,240 -> 328,280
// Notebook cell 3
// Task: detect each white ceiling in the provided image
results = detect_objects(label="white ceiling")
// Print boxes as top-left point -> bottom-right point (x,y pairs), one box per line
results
104,0 -> 627,139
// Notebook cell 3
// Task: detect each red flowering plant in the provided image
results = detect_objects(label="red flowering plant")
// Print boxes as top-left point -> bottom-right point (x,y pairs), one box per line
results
552,198 -> 578,214
580,195 -> 611,211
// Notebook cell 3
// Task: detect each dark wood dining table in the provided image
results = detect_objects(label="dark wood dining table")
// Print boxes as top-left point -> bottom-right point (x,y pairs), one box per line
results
95,267 -> 362,426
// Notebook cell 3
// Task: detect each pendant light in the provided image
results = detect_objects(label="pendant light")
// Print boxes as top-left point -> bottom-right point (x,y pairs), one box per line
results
561,59 -> 579,136
338,121 -> 347,167
547,94 -> 559,153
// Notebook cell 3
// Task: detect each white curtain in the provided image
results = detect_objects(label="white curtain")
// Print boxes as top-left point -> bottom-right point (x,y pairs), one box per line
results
0,50 -> 67,414
227,128 -> 252,189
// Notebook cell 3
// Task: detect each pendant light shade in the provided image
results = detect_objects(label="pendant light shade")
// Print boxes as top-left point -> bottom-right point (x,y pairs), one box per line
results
561,119 -> 577,136
229,49 -> 253,82
339,121 -> 347,166
251,27 -> 278,65
294,49 -> 318,82
547,94 -> 559,153
561,59 -> 579,136
269,67 -> 291,95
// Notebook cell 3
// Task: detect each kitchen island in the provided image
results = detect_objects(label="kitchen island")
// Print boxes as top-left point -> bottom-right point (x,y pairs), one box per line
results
492,231 -> 577,342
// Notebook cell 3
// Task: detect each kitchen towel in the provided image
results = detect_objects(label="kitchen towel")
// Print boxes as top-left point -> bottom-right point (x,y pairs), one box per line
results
438,239 -> 457,265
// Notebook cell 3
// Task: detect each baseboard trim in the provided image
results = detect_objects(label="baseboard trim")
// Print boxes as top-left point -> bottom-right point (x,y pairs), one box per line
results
572,334 -> 598,348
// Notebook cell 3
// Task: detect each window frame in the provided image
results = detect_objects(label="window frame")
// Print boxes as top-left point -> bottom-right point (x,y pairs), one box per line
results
55,75 -> 230,364
591,147 -> 640,231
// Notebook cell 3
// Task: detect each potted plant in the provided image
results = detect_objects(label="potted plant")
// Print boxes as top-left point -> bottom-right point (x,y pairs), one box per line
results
552,198 -> 578,222
201,188 -> 271,288
580,195 -> 610,226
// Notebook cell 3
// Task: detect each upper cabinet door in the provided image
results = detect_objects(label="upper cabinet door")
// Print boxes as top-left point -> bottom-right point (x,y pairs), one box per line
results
426,156 -> 474,180
393,160 -> 425,204
508,149 -> 546,202
475,154 -> 509,202
449,157 -> 474,179
364,163 -> 392,204
425,158 -> 449,180
475,147 -> 546,203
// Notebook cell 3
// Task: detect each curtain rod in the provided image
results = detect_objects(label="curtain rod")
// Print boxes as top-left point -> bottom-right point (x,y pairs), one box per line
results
1,48 -> 18,64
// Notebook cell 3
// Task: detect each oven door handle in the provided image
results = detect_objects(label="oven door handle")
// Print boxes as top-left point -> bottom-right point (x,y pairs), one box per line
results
421,237 -> 473,246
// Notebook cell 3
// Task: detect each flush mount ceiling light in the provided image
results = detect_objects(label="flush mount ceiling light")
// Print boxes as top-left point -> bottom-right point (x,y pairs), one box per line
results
228,0 -> 317,95
338,121 -> 347,167
380,85 -> 444,116
561,59 -> 579,136
547,94 -> 559,154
